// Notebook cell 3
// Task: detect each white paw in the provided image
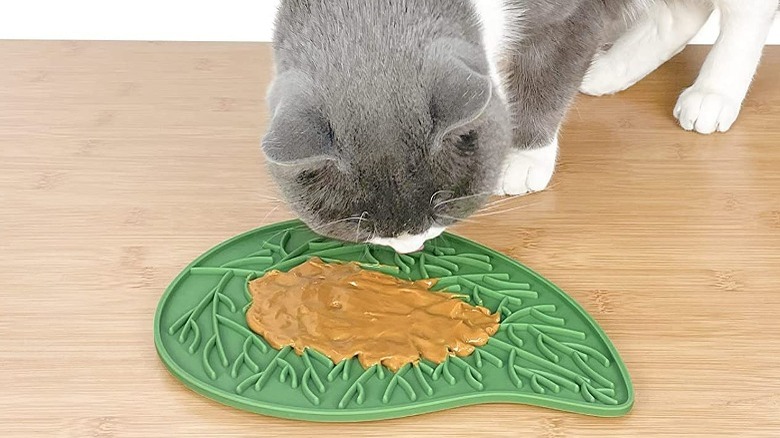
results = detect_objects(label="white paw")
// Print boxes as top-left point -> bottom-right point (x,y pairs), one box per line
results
579,52 -> 637,96
495,139 -> 558,196
674,86 -> 741,134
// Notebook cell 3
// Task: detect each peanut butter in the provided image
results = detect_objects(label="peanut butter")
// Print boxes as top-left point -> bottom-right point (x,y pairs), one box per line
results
246,258 -> 499,371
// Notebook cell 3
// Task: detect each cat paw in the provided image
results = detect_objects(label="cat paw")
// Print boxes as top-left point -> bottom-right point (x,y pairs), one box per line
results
495,140 -> 558,196
674,87 -> 741,134
579,53 -> 638,96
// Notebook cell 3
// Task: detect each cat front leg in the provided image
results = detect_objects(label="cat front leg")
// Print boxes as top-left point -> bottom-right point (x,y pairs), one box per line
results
674,0 -> 777,134
495,7 -> 601,196
580,1 -> 713,96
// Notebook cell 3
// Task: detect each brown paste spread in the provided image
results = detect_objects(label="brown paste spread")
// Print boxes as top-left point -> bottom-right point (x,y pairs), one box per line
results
246,258 -> 499,371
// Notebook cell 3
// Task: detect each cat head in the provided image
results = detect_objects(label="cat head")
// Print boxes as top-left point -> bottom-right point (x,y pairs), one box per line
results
262,39 -> 510,253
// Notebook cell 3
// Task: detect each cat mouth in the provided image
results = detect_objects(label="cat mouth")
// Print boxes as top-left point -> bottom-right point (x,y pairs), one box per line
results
369,226 -> 446,254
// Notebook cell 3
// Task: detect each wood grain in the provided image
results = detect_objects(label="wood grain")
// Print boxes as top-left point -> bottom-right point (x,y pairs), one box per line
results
1,41 -> 779,437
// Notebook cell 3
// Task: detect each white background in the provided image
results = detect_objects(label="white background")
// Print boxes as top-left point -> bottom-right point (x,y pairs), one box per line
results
0,0 -> 778,44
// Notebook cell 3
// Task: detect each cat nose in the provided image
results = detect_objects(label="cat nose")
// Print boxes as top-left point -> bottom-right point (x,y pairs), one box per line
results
369,227 -> 446,254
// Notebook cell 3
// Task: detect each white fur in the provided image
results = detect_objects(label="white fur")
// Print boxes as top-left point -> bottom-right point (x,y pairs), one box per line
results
581,0 -> 778,134
581,2 -> 713,96
495,136 -> 558,196
470,0 -> 558,197
370,226 -> 446,254
470,0 -> 524,102
675,0 -> 777,133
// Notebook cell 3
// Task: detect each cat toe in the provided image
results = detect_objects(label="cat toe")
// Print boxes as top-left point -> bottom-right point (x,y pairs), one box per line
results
674,87 -> 741,134
495,141 -> 558,196
496,157 -> 532,195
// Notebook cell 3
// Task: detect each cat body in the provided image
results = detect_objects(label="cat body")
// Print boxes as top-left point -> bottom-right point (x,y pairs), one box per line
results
581,0 -> 778,134
264,1 -> 702,252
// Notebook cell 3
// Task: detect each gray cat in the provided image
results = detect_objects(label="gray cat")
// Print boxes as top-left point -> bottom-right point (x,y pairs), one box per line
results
263,0 -> 642,253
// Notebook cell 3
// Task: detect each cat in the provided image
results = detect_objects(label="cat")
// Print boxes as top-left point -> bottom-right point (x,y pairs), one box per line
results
264,0 -> 651,253
581,0 -> 778,134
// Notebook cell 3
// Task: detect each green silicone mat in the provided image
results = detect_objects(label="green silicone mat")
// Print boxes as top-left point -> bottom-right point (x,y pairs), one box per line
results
154,220 -> 633,422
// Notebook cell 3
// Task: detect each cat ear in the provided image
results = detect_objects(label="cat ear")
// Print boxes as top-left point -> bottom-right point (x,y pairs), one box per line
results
262,70 -> 335,166
427,39 -> 493,142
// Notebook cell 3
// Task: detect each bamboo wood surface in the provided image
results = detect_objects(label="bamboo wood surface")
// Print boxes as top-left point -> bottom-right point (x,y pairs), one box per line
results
1,41 -> 779,437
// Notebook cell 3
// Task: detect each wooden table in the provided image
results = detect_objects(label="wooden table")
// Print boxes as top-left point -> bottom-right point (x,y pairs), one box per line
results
1,41 -> 779,437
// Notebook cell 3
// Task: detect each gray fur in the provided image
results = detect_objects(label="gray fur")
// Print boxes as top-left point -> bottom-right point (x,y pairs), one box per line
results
264,0 -> 643,242
502,0 -> 647,148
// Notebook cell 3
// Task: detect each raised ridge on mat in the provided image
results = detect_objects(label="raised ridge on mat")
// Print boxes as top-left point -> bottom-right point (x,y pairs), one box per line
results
154,220 -> 633,422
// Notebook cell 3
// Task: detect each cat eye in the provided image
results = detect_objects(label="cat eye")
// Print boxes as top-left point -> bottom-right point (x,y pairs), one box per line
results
454,130 -> 478,155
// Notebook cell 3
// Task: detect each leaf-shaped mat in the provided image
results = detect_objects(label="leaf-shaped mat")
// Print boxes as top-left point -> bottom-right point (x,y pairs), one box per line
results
154,220 -> 633,421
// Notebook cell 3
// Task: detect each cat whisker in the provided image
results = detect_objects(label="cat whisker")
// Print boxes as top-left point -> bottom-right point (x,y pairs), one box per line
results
430,190 -> 455,206
471,199 -> 540,218
480,195 -> 521,209
309,215 -> 365,234
432,191 -> 492,211
435,213 -> 480,225
259,204 -> 281,224
355,211 -> 369,242
469,196 -> 528,215
256,192 -> 285,203
479,183 -> 558,212
364,221 -> 379,244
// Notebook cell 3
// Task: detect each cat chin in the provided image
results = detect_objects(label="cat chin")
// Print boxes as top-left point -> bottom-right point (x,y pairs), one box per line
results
370,226 -> 446,254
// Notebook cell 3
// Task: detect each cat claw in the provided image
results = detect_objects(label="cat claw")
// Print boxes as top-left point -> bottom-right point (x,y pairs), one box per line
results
495,142 -> 558,196
674,86 -> 741,134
